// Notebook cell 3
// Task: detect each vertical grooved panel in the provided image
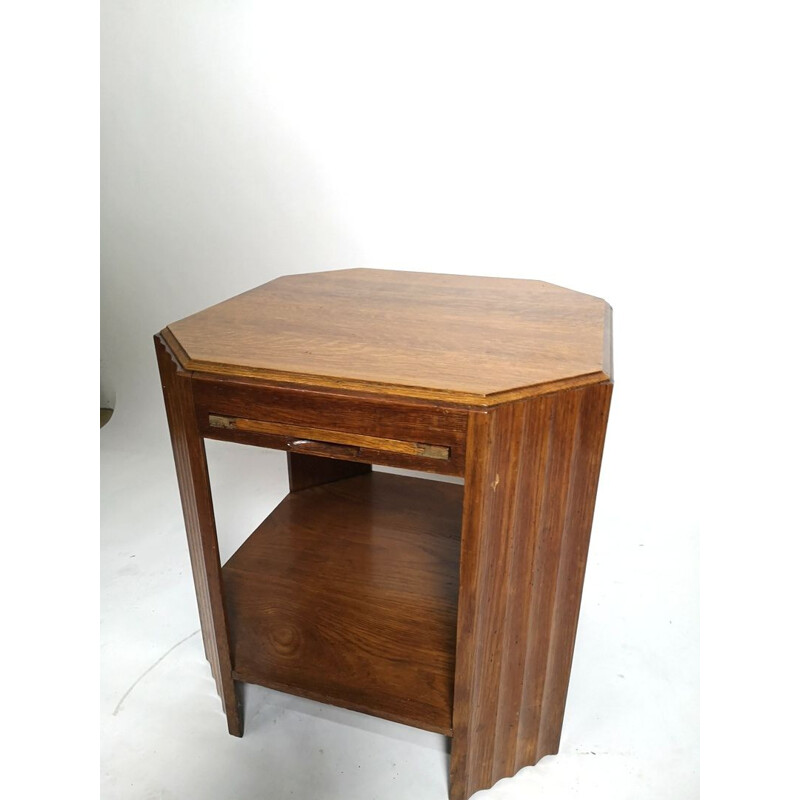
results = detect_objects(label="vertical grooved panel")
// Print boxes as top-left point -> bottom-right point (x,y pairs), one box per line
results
465,401 -> 522,785
450,383 -> 612,800
537,384 -> 613,755
155,334 -> 243,736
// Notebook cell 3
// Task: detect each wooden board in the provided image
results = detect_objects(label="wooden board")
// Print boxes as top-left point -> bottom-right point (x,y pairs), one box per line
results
191,372 -> 468,475
154,334 -> 243,736
222,472 -> 463,735
166,269 -> 612,405
450,383 -> 613,799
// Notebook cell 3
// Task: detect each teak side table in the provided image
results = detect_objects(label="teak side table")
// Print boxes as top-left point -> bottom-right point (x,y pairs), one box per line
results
155,269 -> 613,800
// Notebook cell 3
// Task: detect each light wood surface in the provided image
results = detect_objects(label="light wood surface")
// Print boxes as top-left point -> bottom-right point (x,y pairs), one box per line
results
166,269 -> 612,406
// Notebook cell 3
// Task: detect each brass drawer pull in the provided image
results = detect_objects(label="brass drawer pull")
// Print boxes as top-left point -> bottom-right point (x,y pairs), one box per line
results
209,414 -> 450,460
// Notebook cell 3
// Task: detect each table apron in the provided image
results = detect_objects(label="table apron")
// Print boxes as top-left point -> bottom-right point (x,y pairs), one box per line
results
191,377 -> 468,476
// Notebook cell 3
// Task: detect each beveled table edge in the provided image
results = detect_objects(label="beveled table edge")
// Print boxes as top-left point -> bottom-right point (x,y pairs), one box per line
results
160,325 -> 613,409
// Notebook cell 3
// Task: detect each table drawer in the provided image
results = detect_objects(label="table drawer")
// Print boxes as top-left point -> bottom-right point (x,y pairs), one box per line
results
192,377 -> 467,476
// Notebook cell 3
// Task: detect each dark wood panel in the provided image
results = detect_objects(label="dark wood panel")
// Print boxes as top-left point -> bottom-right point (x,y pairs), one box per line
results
287,452 -> 371,493
154,334 -> 243,736
192,373 -> 468,440
192,375 -> 467,476
222,472 -> 463,736
450,383 -> 613,800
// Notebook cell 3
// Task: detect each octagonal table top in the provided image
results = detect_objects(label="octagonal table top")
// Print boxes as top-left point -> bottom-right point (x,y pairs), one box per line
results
163,268 -> 612,406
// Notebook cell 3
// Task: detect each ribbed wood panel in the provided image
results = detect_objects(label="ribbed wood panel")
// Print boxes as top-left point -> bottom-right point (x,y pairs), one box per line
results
155,334 -> 242,736
450,382 -> 612,799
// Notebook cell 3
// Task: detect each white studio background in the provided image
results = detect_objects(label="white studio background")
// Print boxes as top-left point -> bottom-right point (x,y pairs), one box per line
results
95,2 -> 799,800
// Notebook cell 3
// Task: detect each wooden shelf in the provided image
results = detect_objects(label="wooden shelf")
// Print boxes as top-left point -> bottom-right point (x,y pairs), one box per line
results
221,472 -> 463,735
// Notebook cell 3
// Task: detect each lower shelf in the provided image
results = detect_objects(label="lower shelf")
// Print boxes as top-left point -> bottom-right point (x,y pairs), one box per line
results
222,471 -> 463,735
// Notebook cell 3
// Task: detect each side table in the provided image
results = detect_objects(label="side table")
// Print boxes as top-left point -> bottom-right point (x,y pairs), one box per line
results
155,269 -> 613,800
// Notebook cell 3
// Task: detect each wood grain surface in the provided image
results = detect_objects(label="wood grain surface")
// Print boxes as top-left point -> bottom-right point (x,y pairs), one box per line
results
449,383 -> 613,799
156,270 -> 614,798
208,414 -> 451,460
191,372 -> 467,476
154,334 -> 243,736
222,472 -> 463,735
166,269 -> 612,405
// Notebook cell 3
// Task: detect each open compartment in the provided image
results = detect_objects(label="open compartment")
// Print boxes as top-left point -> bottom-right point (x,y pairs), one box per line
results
221,467 -> 463,735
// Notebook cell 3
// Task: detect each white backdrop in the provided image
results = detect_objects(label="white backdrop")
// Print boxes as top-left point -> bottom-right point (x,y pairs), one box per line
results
102,0 -> 713,447
99,2 -> 798,799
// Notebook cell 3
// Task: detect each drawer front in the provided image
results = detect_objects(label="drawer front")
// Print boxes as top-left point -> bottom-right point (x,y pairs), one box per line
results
192,377 -> 468,476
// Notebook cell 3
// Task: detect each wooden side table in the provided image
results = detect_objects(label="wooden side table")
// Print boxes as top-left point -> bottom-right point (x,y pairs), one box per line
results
155,269 -> 613,800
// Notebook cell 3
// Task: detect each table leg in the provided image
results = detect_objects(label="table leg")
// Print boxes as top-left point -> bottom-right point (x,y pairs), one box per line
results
155,334 -> 243,737
450,383 -> 612,799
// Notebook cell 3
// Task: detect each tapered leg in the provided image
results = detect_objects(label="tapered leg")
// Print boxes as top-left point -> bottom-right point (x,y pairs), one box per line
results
155,334 -> 243,736
450,383 -> 612,799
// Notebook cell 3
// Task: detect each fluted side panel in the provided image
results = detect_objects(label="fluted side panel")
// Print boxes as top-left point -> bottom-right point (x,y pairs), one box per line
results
535,383 -> 613,758
155,334 -> 242,736
450,383 -> 612,799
